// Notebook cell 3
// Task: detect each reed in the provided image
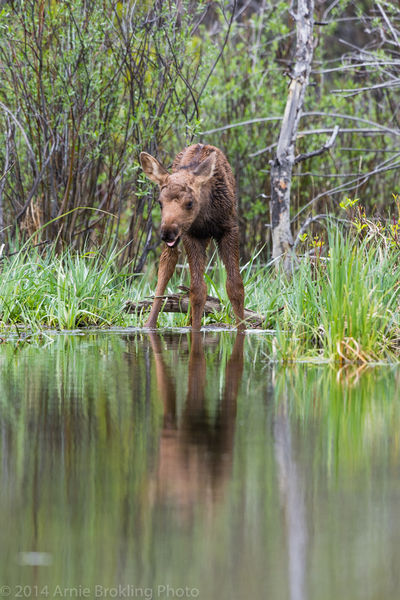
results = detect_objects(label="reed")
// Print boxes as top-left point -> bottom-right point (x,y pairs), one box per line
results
0,226 -> 399,363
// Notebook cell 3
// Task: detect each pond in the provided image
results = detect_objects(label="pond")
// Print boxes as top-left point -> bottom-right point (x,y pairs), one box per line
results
0,330 -> 400,600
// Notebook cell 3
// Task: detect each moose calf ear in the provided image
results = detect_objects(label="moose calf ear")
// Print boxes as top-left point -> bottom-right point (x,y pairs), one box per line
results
140,152 -> 168,186
193,151 -> 216,185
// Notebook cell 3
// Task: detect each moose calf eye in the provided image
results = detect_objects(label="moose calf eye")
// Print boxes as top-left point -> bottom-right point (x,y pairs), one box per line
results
185,201 -> 193,210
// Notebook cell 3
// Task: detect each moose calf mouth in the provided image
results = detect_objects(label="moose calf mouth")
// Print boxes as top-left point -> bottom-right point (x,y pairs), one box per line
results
166,236 -> 181,248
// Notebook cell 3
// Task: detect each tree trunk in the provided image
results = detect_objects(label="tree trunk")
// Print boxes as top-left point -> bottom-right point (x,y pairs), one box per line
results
270,0 -> 315,274
0,118 -> 13,245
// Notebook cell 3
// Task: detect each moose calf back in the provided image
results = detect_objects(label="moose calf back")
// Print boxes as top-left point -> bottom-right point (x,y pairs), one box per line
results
172,144 -> 238,242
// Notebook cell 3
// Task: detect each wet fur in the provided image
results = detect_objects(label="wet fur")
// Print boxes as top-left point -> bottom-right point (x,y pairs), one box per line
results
140,144 -> 245,330
172,145 -> 237,241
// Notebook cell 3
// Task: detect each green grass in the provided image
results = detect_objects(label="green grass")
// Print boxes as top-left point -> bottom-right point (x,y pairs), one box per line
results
249,229 -> 400,363
0,247 -> 147,331
1,228 -> 399,362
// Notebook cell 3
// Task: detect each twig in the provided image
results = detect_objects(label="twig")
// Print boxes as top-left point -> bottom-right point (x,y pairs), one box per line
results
16,140 -> 56,222
292,154 -> 400,223
293,213 -> 351,249
190,0 -> 237,121
249,128 -> 388,158
0,101 -> 38,177
294,125 -> 339,164
199,116 -> 283,136
332,78 -> 400,97
0,239 -> 52,261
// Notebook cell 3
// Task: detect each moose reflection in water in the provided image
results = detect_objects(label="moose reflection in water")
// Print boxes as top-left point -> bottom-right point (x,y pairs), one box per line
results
2,333 -> 400,599
148,331 -> 244,518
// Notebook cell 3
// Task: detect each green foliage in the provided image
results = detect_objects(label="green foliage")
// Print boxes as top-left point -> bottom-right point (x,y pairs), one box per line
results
0,0 -> 211,266
0,1 -> 399,362
0,1 -> 398,265
0,246 -> 151,330
248,226 -> 400,363
1,219 -> 399,364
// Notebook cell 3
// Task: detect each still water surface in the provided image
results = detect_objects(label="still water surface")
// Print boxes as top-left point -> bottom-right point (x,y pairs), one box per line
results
0,330 -> 400,600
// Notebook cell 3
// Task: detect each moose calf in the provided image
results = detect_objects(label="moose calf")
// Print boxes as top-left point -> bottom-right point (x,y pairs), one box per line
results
140,144 -> 245,330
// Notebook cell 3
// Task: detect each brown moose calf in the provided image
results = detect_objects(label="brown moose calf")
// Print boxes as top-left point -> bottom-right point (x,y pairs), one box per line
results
140,143 -> 245,330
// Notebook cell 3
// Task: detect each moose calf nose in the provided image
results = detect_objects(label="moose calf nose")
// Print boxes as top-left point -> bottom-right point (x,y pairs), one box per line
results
161,225 -> 179,243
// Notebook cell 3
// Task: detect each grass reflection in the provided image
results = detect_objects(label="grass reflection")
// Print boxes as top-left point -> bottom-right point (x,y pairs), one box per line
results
0,333 -> 399,600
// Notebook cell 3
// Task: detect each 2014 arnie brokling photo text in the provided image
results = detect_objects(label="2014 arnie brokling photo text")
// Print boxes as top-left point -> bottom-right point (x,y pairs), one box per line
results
5,585 -> 200,599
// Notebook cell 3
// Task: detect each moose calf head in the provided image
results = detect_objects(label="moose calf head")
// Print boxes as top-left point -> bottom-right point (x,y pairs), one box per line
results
140,151 -> 216,248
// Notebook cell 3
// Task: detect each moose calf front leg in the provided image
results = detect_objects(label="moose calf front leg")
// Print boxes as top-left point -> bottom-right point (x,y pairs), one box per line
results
184,238 -> 208,331
145,246 -> 179,328
218,230 -> 245,330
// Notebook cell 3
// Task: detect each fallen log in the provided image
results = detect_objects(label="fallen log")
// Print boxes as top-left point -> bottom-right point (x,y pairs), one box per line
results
125,286 -> 265,328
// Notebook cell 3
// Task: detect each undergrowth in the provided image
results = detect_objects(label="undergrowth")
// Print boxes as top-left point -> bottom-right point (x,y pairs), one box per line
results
0,225 -> 399,363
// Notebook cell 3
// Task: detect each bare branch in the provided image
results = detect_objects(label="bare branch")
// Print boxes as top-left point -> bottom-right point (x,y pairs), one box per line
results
376,1 -> 400,46
294,125 -> 339,164
16,140 -> 57,222
292,154 -> 400,223
190,0 -> 237,122
250,127 -> 388,158
332,78 -> 400,97
0,101 -> 38,177
293,213 -> 351,249
0,118 -> 13,243
199,116 -> 283,136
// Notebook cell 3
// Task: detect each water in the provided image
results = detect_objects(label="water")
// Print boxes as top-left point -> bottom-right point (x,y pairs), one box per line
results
1,330 -> 400,600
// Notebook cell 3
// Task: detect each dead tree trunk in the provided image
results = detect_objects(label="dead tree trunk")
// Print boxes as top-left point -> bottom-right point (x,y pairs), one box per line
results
0,118 -> 13,245
270,0 -> 315,274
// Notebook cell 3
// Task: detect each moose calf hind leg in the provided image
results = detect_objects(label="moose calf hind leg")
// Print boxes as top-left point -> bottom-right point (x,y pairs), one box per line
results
218,231 -> 245,330
226,275 -> 244,330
